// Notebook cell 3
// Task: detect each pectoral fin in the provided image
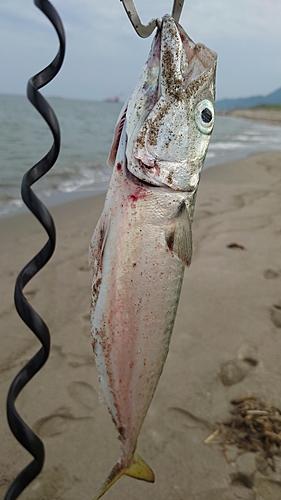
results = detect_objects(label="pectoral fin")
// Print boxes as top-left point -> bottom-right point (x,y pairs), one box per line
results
89,211 -> 110,270
93,453 -> 154,500
107,105 -> 127,168
89,211 -> 110,312
166,203 -> 192,266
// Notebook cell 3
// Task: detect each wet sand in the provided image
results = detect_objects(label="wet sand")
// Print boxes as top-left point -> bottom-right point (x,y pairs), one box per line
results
1,150 -> 281,500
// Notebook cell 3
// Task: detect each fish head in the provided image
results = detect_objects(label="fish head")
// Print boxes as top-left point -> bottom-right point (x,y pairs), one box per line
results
125,14 -> 217,193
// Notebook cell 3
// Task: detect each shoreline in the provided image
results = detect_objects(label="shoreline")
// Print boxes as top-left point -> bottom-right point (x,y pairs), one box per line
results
0,185 -> 109,220
2,143 -> 281,222
217,107 -> 281,126
2,107 -> 281,221
1,150 -> 281,499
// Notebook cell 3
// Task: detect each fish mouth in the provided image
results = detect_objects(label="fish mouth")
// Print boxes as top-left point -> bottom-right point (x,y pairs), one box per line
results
135,159 -> 200,194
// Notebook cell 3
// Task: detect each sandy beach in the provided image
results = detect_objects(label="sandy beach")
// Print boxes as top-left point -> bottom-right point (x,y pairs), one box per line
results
217,107 -> 281,126
1,150 -> 281,500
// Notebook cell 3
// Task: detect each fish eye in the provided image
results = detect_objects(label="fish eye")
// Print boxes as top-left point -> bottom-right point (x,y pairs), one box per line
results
195,99 -> 214,134
201,107 -> 212,123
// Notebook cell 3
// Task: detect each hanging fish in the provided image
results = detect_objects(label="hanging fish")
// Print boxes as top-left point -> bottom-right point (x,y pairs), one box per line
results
89,14 -> 217,499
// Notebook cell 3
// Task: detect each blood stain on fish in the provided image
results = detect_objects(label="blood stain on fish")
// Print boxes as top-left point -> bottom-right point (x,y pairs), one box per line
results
129,187 -> 147,206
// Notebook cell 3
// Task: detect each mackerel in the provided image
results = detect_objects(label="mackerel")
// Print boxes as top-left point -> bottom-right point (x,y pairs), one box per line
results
89,14 -> 217,499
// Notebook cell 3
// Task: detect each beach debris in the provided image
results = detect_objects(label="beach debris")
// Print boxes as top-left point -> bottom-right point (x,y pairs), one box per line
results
205,395 -> 281,470
89,9 -> 217,500
227,242 -> 245,250
270,302 -> 281,328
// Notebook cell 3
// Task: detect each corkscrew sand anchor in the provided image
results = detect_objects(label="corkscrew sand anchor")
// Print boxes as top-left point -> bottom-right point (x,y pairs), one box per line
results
4,1 -> 65,498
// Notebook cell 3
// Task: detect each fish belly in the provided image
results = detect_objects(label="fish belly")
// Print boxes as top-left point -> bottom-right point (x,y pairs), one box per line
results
91,172 -> 185,465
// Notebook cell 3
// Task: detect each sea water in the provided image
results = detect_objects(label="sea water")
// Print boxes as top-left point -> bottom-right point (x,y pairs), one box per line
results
1,94 -> 281,218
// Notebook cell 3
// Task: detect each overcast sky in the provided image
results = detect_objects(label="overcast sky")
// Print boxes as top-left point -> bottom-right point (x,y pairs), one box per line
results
1,0 -> 281,102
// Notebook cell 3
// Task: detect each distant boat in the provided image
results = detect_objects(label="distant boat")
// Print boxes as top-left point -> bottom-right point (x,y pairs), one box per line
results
104,95 -> 120,103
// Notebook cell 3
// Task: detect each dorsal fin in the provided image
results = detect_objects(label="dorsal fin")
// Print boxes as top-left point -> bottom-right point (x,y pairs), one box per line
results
107,106 -> 127,168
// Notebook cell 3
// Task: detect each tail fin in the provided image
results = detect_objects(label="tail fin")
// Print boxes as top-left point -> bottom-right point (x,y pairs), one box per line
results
93,453 -> 155,500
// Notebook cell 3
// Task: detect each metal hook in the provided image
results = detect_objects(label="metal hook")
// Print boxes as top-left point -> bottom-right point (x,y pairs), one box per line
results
120,0 -> 185,38
171,1 -> 185,23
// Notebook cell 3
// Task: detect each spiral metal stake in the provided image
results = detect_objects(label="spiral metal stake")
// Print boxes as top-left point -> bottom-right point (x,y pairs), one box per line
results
4,1 -> 65,498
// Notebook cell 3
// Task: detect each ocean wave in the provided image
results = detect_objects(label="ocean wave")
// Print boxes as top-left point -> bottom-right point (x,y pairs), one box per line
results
235,134 -> 265,142
57,165 -> 111,193
209,141 -> 249,150
0,193 -> 21,202
0,198 -> 23,217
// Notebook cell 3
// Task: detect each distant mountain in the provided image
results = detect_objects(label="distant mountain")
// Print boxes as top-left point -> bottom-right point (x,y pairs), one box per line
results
216,87 -> 281,111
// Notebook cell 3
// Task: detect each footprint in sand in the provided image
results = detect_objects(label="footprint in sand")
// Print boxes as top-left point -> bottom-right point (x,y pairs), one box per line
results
81,312 -> 91,324
219,343 -> 259,386
29,464 -> 73,499
256,477 -> 281,500
33,408 -> 74,437
66,352 -> 94,368
24,288 -> 38,299
168,407 -> 213,430
33,407 -> 92,437
52,342 -> 93,368
264,269 -> 280,279
237,342 -> 259,367
81,311 -> 91,337
230,472 -> 254,490
219,360 -> 248,386
79,265 -> 90,272
67,381 -> 98,410
270,302 -> 281,328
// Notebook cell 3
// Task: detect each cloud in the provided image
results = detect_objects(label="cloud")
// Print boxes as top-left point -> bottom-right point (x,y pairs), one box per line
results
180,0 -> 281,40
0,0 -> 280,100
